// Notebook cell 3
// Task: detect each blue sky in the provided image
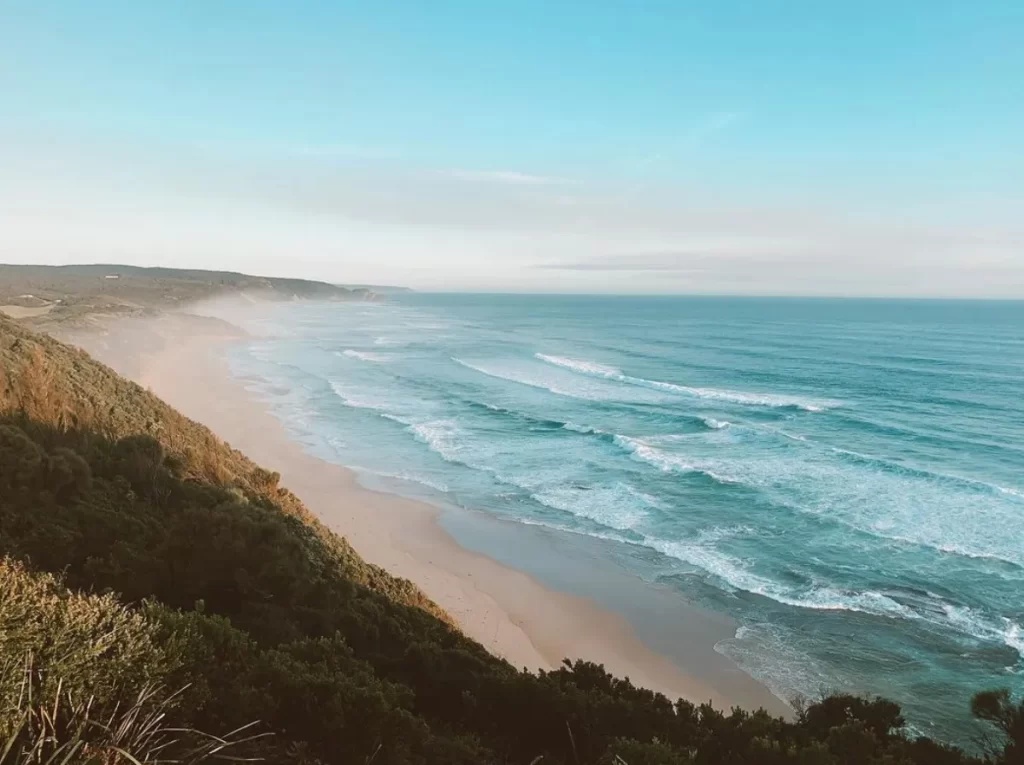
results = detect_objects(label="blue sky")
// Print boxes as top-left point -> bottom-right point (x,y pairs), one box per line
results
1,1 -> 1022,294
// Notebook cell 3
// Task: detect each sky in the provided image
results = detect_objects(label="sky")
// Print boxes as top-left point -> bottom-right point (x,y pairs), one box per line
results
1,1 -> 1022,295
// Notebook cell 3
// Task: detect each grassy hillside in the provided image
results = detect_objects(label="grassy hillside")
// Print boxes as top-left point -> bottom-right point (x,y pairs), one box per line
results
0,313 -> 1019,764
0,263 -> 374,328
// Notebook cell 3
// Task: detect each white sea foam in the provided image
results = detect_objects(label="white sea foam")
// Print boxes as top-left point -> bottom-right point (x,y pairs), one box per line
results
328,381 -> 393,412
613,435 -> 692,472
942,606 -> 1024,660
632,526 -> 1024,656
513,516 -> 636,548
714,623 -> 835,712
409,420 -> 463,463
654,536 -> 1019,651
452,358 -> 624,401
703,417 -> 731,430
613,430 -> 1024,567
1005,623 -> 1024,659
534,354 -> 623,377
659,383 -> 834,411
562,421 -> 602,434
647,533 -> 915,618
341,349 -> 390,363
534,352 -> 836,411
621,483 -> 667,509
380,413 -> 416,426
612,435 -> 739,484
530,482 -> 653,531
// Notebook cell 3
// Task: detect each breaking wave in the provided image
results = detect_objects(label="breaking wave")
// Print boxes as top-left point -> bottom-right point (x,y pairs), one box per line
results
535,353 -> 836,411
341,349 -> 391,362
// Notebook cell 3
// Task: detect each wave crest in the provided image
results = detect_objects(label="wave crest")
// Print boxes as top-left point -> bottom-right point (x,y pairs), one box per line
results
534,353 -> 835,411
409,420 -> 463,463
452,358 -> 617,401
534,354 -> 623,377
530,482 -> 655,532
647,533 -> 1023,657
341,349 -> 390,363
328,381 -> 393,412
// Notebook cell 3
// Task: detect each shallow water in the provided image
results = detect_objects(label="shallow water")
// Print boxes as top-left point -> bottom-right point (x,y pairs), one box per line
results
226,294 -> 1024,742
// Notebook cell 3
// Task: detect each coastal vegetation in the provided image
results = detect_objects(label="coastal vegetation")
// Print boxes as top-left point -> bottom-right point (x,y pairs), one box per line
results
0,312 -> 1020,763
0,264 -> 374,329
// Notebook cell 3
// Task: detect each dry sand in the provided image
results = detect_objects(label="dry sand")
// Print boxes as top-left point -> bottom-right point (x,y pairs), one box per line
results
0,304 -> 54,319
67,311 -> 787,714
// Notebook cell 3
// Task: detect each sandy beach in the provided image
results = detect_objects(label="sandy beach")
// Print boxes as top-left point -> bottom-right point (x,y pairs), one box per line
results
66,310 -> 787,714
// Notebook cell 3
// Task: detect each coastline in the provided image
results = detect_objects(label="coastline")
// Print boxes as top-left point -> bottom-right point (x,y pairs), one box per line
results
67,311 -> 787,714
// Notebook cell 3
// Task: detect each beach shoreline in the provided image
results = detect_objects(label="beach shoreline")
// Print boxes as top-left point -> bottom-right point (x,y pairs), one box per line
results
65,309 -> 788,715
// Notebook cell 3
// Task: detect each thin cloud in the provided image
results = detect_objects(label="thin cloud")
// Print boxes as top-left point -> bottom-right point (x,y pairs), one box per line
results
446,169 -> 573,186
535,250 -> 785,272
3,129 -> 1021,297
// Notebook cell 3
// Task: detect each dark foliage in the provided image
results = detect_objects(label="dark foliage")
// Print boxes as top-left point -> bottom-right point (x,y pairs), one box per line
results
972,690 -> 1024,764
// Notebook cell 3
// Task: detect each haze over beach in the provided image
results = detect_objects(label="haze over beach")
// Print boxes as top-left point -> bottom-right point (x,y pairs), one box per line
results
2,2 -> 1023,764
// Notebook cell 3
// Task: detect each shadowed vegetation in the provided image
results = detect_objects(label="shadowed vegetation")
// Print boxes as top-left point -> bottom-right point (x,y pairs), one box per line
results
1,313 -> 1021,763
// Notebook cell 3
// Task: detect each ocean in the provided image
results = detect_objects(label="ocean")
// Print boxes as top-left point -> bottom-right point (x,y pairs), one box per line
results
225,294 -> 1024,741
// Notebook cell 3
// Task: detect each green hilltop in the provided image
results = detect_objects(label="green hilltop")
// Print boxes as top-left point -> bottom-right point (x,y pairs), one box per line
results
0,263 -> 375,329
0,312 -> 1020,764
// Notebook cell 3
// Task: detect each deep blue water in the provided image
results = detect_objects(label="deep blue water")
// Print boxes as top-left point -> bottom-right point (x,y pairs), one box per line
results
226,295 -> 1024,740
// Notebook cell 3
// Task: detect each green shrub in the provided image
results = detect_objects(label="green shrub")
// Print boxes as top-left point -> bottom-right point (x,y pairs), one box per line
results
47,447 -> 92,497
0,558 -> 176,733
0,426 -> 44,492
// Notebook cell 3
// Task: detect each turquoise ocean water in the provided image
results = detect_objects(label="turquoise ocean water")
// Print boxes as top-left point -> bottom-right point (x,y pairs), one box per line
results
226,295 -> 1024,741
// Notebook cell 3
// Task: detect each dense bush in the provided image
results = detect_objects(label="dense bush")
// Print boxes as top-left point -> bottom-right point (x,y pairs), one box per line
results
1,313 -> 1021,763
0,558 -> 174,733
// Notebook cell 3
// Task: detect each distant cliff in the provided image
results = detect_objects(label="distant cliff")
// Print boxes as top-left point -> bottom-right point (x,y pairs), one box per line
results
0,263 -> 376,327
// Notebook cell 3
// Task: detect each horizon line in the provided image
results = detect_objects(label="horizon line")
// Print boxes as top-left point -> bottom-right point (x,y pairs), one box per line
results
4,262 -> 1022,302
